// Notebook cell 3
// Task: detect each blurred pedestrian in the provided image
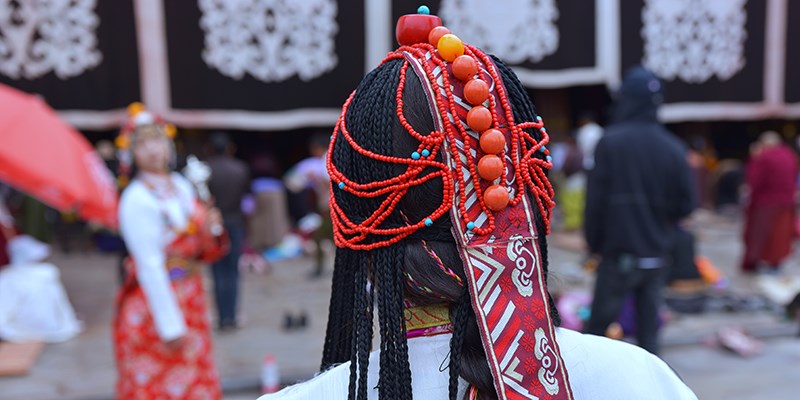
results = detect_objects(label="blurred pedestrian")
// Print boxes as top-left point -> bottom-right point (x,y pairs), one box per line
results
575,111 -> 603,171
207,131 -> 249,330
113,104 -> 227,399
740,131 -> 798,273
261,16 -> 696,400
584,66 -> 695,355
284,133 -> 331,278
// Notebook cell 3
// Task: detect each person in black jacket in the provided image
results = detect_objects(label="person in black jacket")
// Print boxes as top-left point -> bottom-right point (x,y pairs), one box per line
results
584,66 -> 695,354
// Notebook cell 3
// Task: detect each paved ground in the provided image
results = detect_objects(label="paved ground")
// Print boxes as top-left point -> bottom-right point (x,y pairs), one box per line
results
1,211 -> 798,399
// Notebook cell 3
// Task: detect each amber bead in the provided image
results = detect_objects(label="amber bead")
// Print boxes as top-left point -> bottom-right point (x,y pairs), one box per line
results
484,185 -> 510,211
466,106 -> 492,132
479,129 -> 506,154
478,155 -> 504,181
452,55 -> 478,81
437,34 -> 465,62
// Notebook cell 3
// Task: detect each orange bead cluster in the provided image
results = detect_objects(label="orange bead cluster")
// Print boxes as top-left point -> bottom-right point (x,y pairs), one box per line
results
440,37 -> 511,212
329,9 -> 555,250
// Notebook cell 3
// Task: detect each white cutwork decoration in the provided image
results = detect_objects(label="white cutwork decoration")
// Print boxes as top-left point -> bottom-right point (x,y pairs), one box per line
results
641,0 -> 747,83
198,0 -> 338,83
507,235 -> 536,297
0,0 -> 102,80
534,328 -> 560,395
440,0 -> 559,64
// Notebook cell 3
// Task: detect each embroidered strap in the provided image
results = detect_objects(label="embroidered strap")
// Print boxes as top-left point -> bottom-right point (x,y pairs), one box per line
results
408,49 -> 574,400
404,303 -> 452,338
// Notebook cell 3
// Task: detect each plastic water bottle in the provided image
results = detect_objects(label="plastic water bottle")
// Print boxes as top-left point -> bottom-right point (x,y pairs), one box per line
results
261,354 -> 280,394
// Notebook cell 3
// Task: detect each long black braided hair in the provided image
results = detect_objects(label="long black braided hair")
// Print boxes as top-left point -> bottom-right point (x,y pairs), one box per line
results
321,55 -> 559,400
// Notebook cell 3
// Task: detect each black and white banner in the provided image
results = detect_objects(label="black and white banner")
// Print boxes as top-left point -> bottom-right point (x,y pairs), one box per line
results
0,0 -> 795,129
0,0 -> 140,128
391,0 -> 615,88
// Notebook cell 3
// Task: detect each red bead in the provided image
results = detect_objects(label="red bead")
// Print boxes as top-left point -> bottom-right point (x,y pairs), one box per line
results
437,34 -> 465,62
484,185 -> 510,211
463,79 -> 489,105
452,55 -> 478,81
466,106 -> 492,132
396,14 -> 442,46
480,129 -> 506,154
478,155 -> 503,181
428,26 -> 451,47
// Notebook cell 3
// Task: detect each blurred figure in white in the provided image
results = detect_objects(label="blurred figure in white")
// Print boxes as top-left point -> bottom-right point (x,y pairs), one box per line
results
575,111 -> 603,171
0,235 -> 82,342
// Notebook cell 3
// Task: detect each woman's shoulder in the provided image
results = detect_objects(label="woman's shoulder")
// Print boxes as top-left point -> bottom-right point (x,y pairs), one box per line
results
556,328 -> 698,400
258,363 -> 352,400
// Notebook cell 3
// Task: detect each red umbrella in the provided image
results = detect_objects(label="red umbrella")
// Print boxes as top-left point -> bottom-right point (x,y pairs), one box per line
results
0,84 -> 118,229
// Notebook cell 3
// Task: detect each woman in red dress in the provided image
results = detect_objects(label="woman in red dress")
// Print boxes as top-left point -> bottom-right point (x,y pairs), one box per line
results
114,105 -> 227,399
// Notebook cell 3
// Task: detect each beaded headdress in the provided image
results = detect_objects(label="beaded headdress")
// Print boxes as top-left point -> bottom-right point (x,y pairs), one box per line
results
114,102 -> 177,186
324,6 -> 572,400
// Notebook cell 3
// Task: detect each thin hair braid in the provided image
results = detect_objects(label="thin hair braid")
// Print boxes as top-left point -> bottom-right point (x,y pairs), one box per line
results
448,291 -> 470,399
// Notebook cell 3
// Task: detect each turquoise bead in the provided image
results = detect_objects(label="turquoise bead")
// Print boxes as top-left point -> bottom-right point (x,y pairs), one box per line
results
421,149 -> 431,157
466,221 -> 475,230
338,182 -> 345,189
425,218 -> 433,227
546,155 -> 553,162
411,151 -> 421,160
417,5 -> 430,14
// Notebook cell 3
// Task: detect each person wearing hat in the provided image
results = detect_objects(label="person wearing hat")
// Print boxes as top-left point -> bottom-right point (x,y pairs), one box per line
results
260,9 -> 696,400
113,104 -> 228,399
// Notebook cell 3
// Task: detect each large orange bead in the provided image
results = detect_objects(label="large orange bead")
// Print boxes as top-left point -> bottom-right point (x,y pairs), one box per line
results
466,106 -> 492,132
452,55 -> 478,81
464,79 -> 489,105
484,185 -> 510,211
396,14 -> 443,46
437,34 -> 465,62
480,129 -> 506,154
428,26 -> 451,47
478,155 -> 504,181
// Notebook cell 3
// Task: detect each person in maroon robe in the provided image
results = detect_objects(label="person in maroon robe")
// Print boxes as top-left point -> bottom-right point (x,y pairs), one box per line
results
741,131 -> 799,273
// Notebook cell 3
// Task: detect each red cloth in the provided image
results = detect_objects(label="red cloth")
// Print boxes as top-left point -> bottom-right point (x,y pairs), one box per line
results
742,206 -> 795,271
742,145 -> 798,271
114,205 -> 228,399
746,145 -> 798,207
